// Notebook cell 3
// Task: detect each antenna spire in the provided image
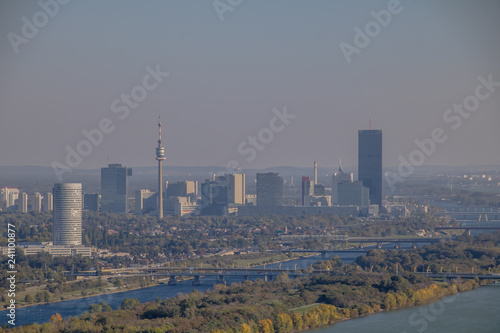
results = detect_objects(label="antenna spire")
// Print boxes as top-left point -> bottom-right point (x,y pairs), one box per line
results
158,114 -> 162,145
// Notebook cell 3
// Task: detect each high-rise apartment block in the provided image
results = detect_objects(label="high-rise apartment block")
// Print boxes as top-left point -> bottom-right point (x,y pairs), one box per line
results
301,176 -> 314,205
43,192 -> 53,211
32,192 -> 42,212
135,189 -> 156,215
166,180 -> 198,199
18,192 -> 28,213
1,187 -> 20,210
227,174 -> 245,205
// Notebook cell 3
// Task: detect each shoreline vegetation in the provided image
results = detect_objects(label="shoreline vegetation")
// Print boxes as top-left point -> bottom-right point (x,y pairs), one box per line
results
2,272 -> 483,333
4,231 -> 498,333
4,252 -> 315,311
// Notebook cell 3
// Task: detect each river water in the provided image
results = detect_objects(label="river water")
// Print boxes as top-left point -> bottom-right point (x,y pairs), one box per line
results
311,284 -> 500,333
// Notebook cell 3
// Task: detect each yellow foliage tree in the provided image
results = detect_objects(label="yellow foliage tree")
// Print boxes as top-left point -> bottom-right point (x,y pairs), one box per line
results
241,323 -> 252,333
292,313 -> 304,331
258,319 -> 275,333
382,293 -> 397,310
275,313 -> 293,333
50,313 -> 63,323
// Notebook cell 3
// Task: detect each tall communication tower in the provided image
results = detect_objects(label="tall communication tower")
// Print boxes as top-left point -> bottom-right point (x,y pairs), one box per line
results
156,115 -> 166,218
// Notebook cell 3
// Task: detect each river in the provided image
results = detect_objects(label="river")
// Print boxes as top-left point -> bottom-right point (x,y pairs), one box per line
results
311,284 -> 500,333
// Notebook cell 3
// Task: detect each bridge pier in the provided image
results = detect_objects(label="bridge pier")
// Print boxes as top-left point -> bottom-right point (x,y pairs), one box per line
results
358,243 -> 364,249
168,276 -> 177,286
412,242 -> 417,249
216,275 -> 226,285
192,275 -> 202,286
394,242 -> 399,249
377,243 -> 382,249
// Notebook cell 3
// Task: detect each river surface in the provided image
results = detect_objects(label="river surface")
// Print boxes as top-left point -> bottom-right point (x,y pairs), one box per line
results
311,284 -> 500,333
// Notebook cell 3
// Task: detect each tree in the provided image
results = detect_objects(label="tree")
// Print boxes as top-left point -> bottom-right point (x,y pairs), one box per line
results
89,303 -> 102,313
383,293 -> 397,310
292,313 -> 304,331
24,294 -> 34,304
50,313 -> 63,323
121,298 -> 140,310
258,319 -> 275,333
274,313 -> 293,333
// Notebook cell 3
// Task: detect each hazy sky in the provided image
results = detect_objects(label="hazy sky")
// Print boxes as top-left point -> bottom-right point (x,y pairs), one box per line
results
1,0 -> 499,172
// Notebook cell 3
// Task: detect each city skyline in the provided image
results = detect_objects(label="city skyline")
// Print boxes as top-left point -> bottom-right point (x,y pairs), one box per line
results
1,1 -> 500,172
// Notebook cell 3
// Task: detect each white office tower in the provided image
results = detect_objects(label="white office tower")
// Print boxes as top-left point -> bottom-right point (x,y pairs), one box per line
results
331,159 -> 354,205
53,183 -> 82,245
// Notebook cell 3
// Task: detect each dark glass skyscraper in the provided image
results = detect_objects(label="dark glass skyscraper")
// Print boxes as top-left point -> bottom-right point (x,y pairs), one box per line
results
200,178 -> 228,216
358,130 -> 382,206
257,172 -> 283,207
101,164 -> 132,213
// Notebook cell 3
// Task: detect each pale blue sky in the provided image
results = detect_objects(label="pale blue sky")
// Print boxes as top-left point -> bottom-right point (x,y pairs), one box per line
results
1,0 -> 499,171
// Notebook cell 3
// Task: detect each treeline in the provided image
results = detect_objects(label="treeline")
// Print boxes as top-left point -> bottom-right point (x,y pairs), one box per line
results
3,270 -> 472,332
347,214 -> 445,237
396,183 -> 500,207
1,211 -> 447,261
354,232 -> 500,274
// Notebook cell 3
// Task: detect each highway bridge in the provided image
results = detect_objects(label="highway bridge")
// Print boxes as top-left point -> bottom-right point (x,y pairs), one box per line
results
66,266 -> 333,285
435,226 -> 500,235
415,272 -> 500,281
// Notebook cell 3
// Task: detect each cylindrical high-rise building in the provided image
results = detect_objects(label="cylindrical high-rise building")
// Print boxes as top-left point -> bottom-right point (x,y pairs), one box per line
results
53,183 -> 82,245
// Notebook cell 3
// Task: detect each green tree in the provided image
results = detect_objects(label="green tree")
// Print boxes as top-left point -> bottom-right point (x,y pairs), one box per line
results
121,298 -> 140,310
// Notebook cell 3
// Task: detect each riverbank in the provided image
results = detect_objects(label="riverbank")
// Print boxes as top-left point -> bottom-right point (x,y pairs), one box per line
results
3,269 -> 480,332
3,252 -> 318,312
310,283 -> 500,333
296,281 -> 483,333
